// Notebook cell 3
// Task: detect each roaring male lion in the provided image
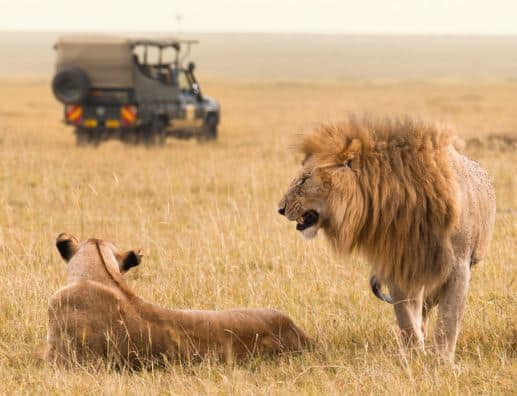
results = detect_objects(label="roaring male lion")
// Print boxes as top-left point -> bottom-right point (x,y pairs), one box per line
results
46,233 -> 312,366
278,116 -> 495,362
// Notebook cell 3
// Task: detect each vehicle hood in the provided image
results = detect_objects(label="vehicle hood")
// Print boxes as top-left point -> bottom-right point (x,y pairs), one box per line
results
202,95 -> 220,112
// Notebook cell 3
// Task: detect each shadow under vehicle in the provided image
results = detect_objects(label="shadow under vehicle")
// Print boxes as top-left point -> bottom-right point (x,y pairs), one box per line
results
52,36 -> 220,145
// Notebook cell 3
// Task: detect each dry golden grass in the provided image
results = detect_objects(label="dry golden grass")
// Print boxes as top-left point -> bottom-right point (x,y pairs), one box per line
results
0,79 -> 516,394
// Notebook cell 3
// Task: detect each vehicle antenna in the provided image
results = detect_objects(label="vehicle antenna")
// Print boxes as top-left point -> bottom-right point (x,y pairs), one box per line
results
176,14 -> 183,34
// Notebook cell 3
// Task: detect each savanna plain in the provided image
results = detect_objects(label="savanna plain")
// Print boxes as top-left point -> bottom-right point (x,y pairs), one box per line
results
0,41 -> 516,394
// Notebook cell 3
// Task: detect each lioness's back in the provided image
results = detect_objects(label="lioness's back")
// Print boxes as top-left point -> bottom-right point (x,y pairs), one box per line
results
46,281 -> 132,364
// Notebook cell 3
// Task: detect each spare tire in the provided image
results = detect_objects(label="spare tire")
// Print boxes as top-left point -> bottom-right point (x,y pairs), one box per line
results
52,67 -> 90,104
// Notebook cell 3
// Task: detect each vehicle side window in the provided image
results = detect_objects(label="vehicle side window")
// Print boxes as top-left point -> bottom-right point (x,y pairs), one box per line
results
178,71 -> 191,91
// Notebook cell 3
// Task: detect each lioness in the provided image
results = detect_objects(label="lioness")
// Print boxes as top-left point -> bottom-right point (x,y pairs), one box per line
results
278,117 -> 495,362
46,233 -> 312,366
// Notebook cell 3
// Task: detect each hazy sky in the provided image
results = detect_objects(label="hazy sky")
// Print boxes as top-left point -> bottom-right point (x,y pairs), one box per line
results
1,0 -> 516,34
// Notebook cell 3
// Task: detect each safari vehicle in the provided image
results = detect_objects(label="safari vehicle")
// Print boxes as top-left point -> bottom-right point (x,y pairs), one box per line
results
52,36 -> 220,145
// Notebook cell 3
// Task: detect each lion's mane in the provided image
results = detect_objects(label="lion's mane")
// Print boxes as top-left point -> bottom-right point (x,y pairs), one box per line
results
302,117 -> 460,292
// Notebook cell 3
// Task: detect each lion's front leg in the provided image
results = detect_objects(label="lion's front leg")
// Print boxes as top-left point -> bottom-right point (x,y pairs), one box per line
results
389,285 -> 425,351
422,292 -> 440,339
434,260 -> 470,363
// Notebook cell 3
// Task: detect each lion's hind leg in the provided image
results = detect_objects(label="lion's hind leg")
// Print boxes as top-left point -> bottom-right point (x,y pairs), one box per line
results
433,260 -> 470,363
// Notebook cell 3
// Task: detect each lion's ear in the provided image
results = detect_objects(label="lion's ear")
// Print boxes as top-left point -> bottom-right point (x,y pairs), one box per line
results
343,158 -> 352,167
345,139 -> 362,157
56,233 -> 79,262
348,138 -> 362,154
342,138 -> 362,168
118,249 -> 143,273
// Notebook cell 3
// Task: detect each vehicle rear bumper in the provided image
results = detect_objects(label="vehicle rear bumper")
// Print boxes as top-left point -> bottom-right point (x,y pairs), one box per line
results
63,104 -> 139,128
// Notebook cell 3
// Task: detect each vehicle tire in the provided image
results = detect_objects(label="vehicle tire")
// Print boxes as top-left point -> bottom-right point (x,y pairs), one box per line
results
120,129 -> 138,145
202,113 -> 218,140
75,127 -> 92,146
157,131 -> 167,146
52,67 -> 90,104
142,128 -> 156,146
144,117 -> 166,146
75,127 -> 100,146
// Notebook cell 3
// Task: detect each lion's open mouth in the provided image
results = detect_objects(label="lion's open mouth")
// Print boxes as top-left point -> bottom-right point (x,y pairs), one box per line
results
295,210 -> 319,231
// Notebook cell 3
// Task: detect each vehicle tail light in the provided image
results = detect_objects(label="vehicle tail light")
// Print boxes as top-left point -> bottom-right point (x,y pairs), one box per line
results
120,105 -> 137,126
65,105 -> 83,124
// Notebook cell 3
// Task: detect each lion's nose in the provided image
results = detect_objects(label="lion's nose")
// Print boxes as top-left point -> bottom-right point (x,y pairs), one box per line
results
278,207 -> 286,215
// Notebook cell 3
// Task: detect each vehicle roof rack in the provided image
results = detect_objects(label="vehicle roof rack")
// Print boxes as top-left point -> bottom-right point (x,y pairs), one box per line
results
129,38 -> 199,49
55,35 -> 198,50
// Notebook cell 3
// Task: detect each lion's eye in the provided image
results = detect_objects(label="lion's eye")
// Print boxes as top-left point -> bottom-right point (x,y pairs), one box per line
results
297,175 -> 310,186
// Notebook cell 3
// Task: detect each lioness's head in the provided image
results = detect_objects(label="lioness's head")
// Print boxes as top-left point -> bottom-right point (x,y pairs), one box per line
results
56,232 -> 143,276
278,122 -> 365,243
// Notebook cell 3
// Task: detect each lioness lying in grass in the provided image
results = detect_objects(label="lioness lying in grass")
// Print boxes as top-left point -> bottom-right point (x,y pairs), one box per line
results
45,233 -> 312,367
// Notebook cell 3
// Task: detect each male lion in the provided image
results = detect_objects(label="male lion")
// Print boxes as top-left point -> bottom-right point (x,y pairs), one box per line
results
278,117 -> 495,362
46,233 -> 312,366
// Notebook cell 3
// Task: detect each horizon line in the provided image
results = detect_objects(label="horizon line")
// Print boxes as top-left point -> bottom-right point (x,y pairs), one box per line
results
1,29 -> 517,37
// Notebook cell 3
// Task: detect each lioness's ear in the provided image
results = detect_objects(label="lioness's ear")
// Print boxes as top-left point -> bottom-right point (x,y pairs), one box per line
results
56,233 -> 79,262
118,249 -> 143,273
